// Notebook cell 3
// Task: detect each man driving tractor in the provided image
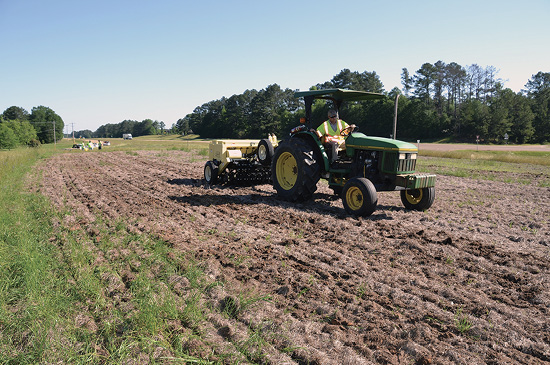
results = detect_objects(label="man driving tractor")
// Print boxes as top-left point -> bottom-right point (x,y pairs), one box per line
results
316,109 -> 355,162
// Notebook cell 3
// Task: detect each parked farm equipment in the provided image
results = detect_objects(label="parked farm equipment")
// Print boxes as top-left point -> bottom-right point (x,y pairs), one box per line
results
203,88 -> 436,216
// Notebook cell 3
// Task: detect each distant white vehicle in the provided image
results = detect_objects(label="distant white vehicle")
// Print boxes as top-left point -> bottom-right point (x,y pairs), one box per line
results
123,134 -> 133,140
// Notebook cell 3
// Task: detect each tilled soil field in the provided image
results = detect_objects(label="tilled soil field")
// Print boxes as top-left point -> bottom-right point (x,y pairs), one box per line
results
38,150 -> 549,364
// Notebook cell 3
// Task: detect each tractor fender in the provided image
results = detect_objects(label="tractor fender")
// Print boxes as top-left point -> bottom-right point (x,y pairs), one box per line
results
291,131 -> 330,172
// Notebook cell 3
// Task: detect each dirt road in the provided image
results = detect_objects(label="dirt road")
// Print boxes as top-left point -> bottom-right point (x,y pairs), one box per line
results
419,143 -> 550,152
38,150 -> 550,364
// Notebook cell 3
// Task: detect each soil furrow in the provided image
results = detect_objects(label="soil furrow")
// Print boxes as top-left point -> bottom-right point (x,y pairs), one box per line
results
38,150 -> 550,364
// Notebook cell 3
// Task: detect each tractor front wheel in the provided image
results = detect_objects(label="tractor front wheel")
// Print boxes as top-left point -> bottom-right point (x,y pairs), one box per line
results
400,187 -> 435,211
271,138 -> 320,201
342,177 -> 378,216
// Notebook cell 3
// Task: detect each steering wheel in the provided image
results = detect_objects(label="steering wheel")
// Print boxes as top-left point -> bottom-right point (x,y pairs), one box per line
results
340,124 -> 356,137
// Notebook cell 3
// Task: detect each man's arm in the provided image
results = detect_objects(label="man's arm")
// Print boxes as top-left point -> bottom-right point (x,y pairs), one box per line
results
316,123 -> 325,138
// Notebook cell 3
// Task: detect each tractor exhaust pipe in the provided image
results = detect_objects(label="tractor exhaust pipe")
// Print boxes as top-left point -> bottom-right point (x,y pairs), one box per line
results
393,94 -> 399,139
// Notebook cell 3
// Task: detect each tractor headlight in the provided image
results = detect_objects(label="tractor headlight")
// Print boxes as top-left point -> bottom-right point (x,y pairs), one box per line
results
409,153 -> 417,160
399,153 -> 406,160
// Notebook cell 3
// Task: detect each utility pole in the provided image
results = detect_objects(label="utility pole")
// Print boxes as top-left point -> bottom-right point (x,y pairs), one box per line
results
53,120 -> 57,147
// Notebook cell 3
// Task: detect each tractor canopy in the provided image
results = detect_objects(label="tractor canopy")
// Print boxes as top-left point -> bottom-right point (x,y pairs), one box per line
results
295,88 -> 386,127
294,88 -> 385,102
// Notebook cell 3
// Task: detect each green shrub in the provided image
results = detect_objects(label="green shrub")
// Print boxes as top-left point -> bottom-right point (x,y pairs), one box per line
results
0,123 -> 18,149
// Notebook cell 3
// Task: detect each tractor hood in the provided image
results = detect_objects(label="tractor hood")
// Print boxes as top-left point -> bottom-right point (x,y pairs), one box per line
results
345,133 -> 418,153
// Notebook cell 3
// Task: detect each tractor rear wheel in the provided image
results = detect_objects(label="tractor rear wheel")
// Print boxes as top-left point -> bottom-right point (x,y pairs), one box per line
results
271,137 -> 320,201
204,161 -> 219,185
342,177 -> 378,216
400,187 -> 435,211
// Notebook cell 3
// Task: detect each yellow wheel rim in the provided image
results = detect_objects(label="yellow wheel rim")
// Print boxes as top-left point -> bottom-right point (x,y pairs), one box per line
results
276,151 -> 297,190
346,186 -> 364,211
405,189 -> 423,205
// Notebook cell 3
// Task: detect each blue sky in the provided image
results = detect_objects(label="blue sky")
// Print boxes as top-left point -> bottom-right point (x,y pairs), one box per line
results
1,0 -> 549,132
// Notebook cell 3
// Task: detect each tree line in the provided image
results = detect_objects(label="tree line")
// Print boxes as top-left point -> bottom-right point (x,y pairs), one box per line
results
2,62 -> 549,148
0,105 -> 169,149
176,64 -> 550,144
76,119 -> 168,139
0,106 -> 64,149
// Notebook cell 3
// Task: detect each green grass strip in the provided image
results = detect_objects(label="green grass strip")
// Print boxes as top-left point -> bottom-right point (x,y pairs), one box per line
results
0,147 -> 76,363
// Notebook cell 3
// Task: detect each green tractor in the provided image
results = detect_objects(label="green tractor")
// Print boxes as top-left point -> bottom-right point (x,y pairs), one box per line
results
270,88 -> 436,216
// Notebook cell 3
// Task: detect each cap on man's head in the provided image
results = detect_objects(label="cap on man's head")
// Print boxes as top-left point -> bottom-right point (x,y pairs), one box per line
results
328,109 -> 338,118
